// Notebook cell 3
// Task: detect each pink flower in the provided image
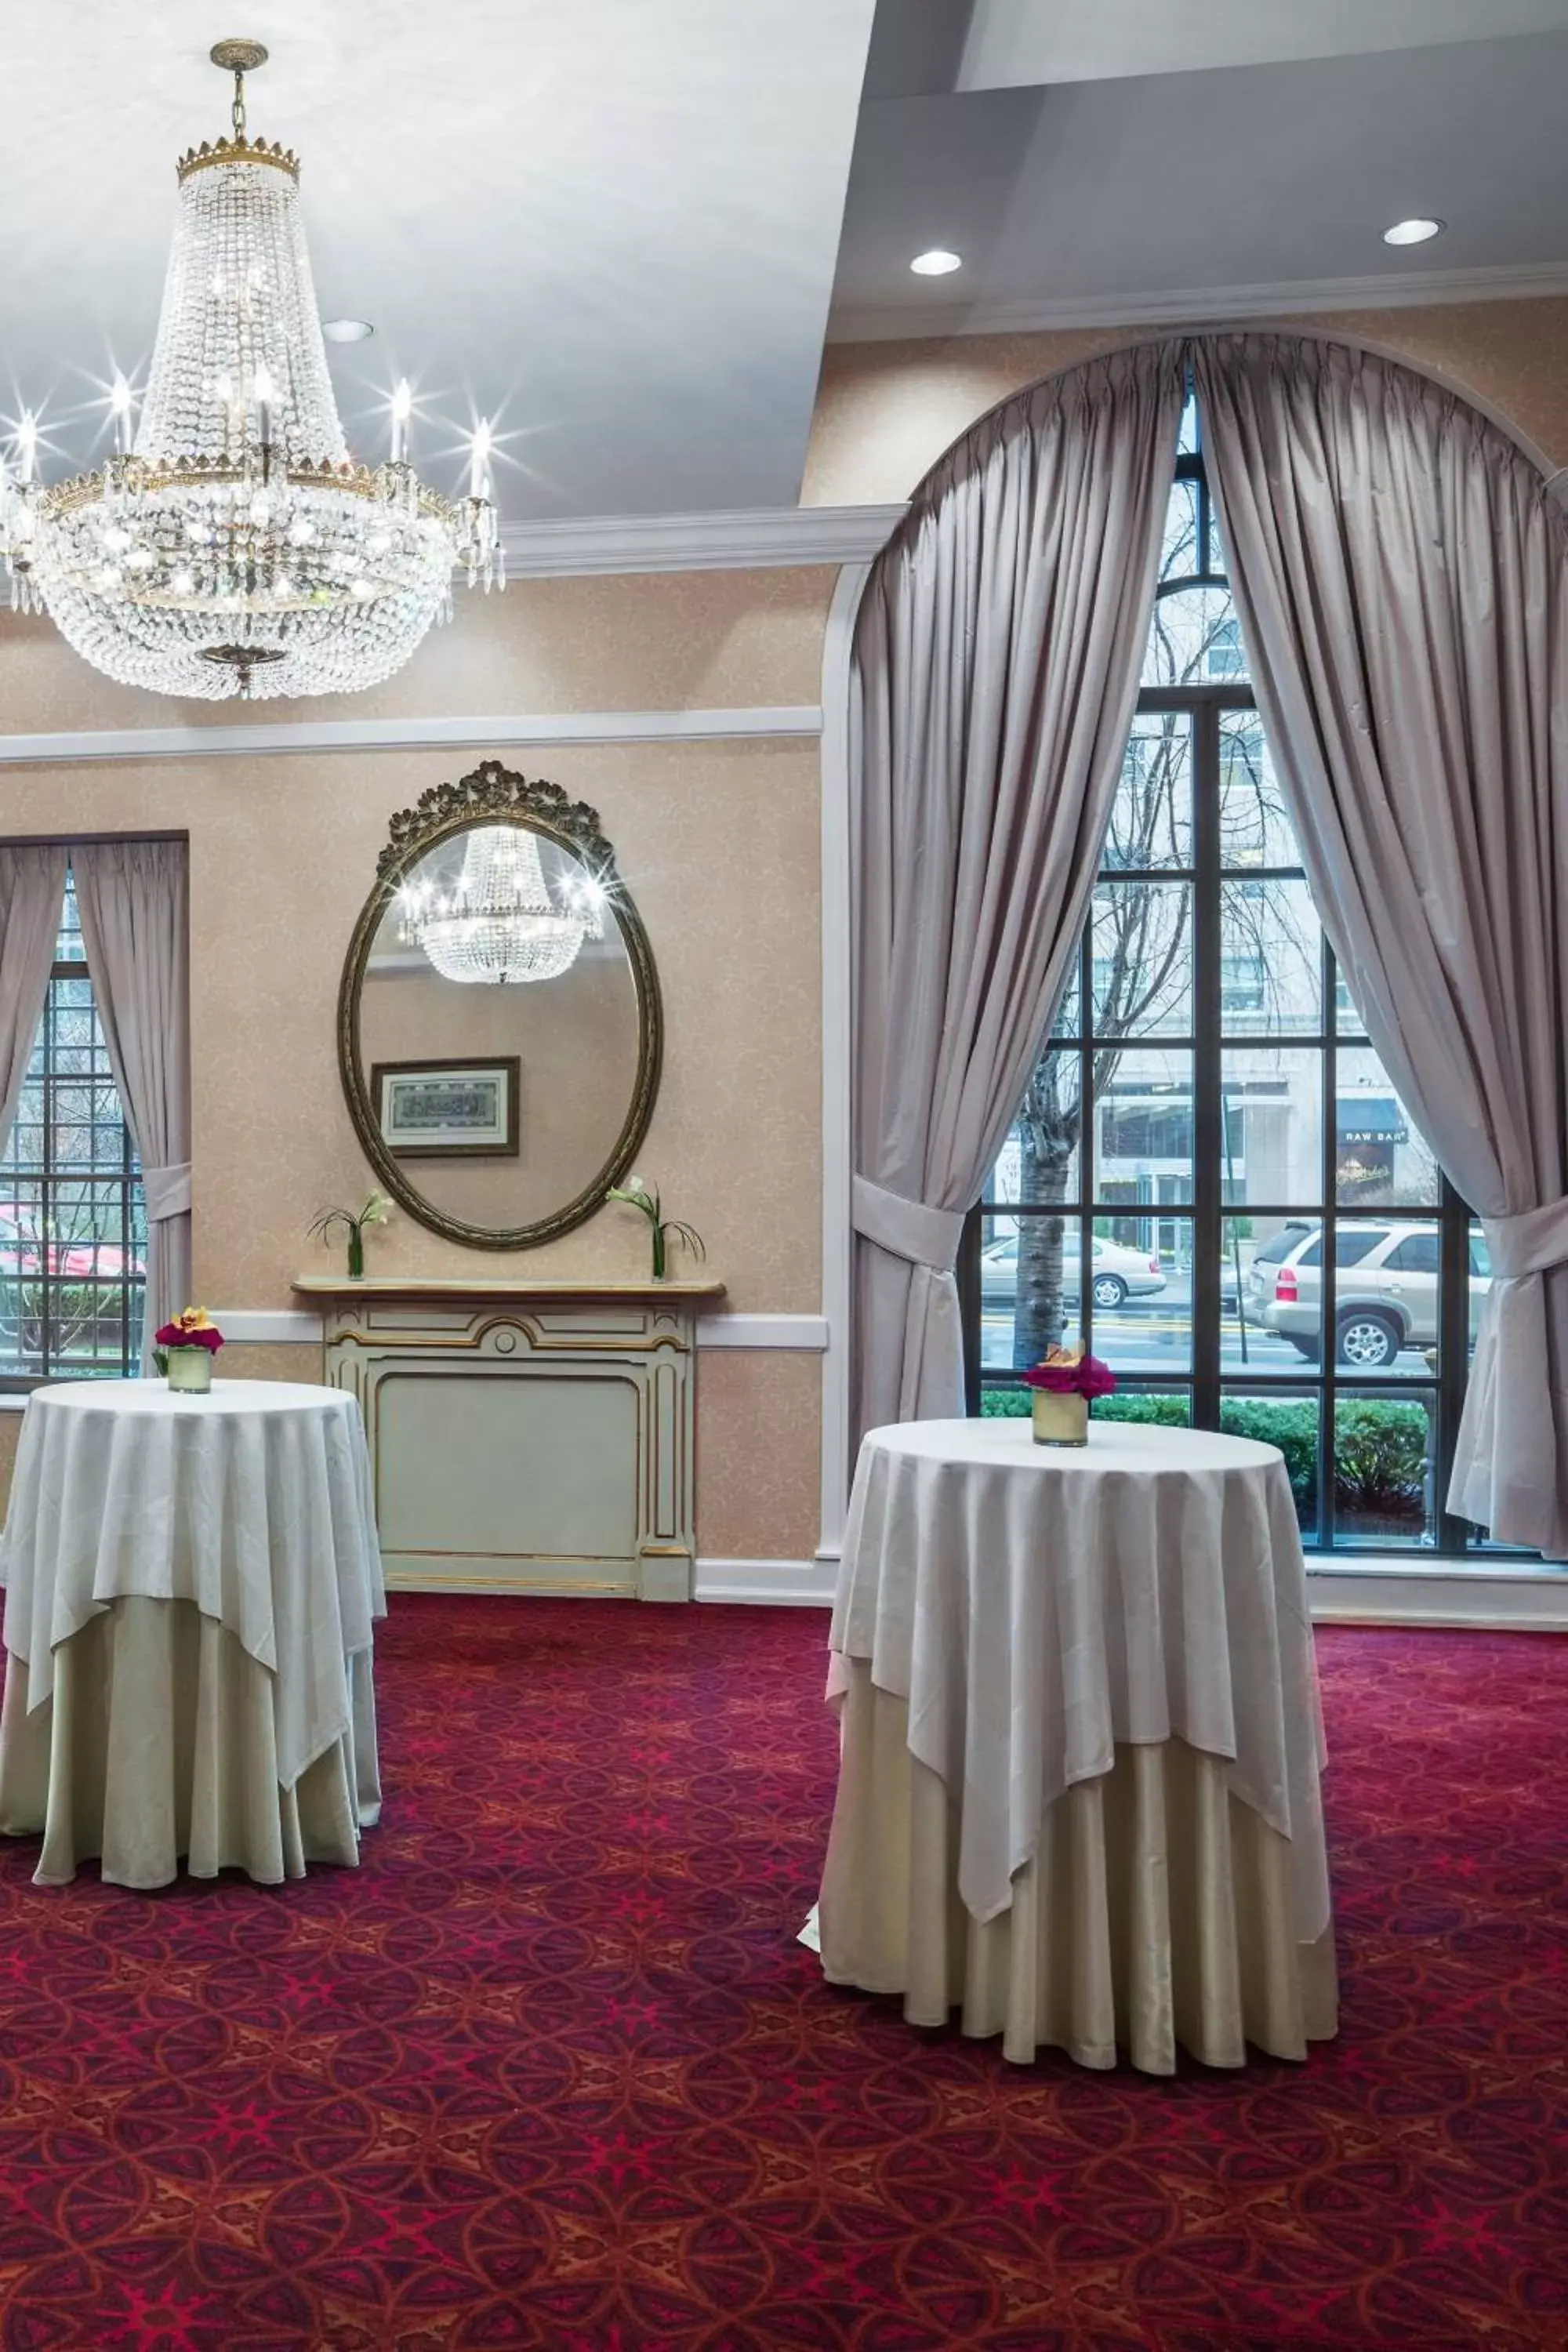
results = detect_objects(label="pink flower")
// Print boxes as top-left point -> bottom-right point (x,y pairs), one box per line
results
1022,1352 -> 1116,1399
155,1311 -> 224,1354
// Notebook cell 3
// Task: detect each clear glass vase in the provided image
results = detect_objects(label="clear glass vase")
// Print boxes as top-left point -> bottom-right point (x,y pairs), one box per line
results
166,1348 -> 213,1395
1032,1389 -> 1087,1446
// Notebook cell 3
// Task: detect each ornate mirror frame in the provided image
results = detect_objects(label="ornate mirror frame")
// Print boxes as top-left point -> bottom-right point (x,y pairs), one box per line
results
337,760 -> 662,1250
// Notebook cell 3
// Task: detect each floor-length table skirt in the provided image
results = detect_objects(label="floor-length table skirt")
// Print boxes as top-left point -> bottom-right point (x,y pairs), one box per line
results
820,1661 -> 1337,2074
0,1595 -> 380,1889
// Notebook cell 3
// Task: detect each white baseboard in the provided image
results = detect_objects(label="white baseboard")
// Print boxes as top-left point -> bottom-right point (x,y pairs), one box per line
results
693,1555 -> 836,1606
691,1552 -> 1568,1626
1306,1560 -> 1568,1629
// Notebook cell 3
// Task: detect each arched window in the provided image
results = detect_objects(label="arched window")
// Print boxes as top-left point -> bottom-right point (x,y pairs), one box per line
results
961,389 -> 1492,1556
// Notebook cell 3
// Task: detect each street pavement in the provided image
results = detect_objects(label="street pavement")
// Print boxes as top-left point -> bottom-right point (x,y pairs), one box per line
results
982,1269 -> 1436,1381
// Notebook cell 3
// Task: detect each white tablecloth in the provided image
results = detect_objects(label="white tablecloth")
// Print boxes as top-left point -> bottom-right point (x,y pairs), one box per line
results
822,1418 -> 1335,2067
0,1379 -> 387,1885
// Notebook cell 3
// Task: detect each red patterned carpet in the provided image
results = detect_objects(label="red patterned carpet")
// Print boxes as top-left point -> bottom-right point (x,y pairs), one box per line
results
0,1599 -> 1563,2351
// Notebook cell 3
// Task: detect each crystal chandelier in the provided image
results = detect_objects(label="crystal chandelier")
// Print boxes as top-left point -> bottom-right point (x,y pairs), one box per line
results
399,828 -> 606,985
0,38 -> 501,699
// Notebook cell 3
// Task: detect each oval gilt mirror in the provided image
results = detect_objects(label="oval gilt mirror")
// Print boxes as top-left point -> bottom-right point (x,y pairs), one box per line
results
338,762 -> 661,1248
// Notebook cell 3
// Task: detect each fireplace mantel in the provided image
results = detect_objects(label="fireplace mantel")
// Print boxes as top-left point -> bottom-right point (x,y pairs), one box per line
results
292,1275 -> 727,1304
296,1272 -> 725,1602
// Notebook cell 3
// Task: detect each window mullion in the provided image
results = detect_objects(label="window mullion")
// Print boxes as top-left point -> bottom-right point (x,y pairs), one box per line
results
958,1203 -> 982,1415
41,978 -> 55,1382
1080,925 -> 1094,1359
1319,938 -> 1338,1548
1436,1178 -> 1473,1551
1191,700 -> 1221,1428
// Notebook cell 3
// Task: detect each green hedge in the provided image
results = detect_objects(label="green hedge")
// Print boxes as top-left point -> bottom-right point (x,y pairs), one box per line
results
981,1387 -> 1428,1530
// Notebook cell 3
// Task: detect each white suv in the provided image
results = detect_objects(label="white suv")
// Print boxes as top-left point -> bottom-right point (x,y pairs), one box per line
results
1243,1220 -> 1491,1369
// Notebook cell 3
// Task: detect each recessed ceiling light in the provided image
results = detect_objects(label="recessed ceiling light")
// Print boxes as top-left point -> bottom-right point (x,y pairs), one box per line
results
909,249 -> 962,277
1382,218 -> 1444,247
321,317 -> 375,342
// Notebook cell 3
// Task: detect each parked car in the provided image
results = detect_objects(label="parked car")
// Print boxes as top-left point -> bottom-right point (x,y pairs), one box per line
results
982,1231 -> 1166,1312
0,1204 -> 140,1280
1242,1219 -> 1490,1368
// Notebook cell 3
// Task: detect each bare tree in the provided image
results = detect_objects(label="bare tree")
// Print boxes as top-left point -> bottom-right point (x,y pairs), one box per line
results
1006,499 -> 1312,1368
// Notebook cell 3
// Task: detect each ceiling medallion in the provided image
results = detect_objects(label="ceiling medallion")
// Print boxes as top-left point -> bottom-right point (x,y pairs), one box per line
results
0,39 -> 502,699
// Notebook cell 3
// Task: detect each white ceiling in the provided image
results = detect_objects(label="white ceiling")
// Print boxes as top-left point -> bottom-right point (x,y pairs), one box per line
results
2,2 -> 1566,518
0,1 -> 876,517
835,2 -> 1568,337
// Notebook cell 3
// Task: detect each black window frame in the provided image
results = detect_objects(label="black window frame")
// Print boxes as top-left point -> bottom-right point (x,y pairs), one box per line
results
960,434 -> 1494,1559
0,870 -> 146,1391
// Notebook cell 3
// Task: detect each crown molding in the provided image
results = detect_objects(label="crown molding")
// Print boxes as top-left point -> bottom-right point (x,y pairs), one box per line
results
827,259 -> 1568,344
499,503 -> 907,575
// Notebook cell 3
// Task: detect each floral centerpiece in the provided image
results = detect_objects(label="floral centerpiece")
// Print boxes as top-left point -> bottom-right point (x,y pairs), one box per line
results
1021,1343 -> 1115,1446
606,1175 -> 705,1283
154,1308 -> 224,1395
308,1191 -> 392,1279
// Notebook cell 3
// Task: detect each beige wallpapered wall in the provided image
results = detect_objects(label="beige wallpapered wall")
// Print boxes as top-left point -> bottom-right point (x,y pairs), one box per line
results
804,295 -> 1568,505
0,568 -> 833,1561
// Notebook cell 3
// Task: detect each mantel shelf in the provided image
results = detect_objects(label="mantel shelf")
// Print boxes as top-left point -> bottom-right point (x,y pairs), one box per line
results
292,1273 -> 727,1305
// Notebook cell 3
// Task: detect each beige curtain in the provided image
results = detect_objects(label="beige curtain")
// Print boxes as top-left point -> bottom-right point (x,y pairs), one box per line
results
851,343 -> 1185,1449
73,840 -> 191,1363
821,1667 -> 1337,2074
1192,333 -> 1568,1553
0,844 -> 68,1156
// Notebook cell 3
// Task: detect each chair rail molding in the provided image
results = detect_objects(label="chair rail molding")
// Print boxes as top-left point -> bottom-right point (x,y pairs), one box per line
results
0,706 -> 820,770
213,1308 -> 828,1351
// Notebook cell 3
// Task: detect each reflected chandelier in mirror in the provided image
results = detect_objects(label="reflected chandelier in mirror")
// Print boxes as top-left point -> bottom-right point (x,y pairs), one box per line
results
338,763 -> 662,1249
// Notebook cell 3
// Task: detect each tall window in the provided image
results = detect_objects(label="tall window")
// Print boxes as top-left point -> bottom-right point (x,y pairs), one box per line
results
0,869 -> 147,1386
962,396 -> 1495,1558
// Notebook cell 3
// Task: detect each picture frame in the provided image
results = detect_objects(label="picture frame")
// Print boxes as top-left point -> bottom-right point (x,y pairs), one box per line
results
371,1057 -> 521,1159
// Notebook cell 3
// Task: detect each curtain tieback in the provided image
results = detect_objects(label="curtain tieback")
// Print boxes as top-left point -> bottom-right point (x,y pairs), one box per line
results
852,1175 -> 964,1274
143,1162 -> 191,1223
1481,1199 -> 1568,1281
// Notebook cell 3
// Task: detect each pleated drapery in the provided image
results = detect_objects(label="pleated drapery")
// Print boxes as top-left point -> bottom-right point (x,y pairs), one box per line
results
72,840 -> 192,1363
0,844 -> 70,1157
1192,335 -> 1568,1553
850,344 -> 1185,1452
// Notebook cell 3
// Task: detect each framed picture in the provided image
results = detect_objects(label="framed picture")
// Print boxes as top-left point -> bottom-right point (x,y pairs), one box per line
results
372,1058 -> 521,1159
